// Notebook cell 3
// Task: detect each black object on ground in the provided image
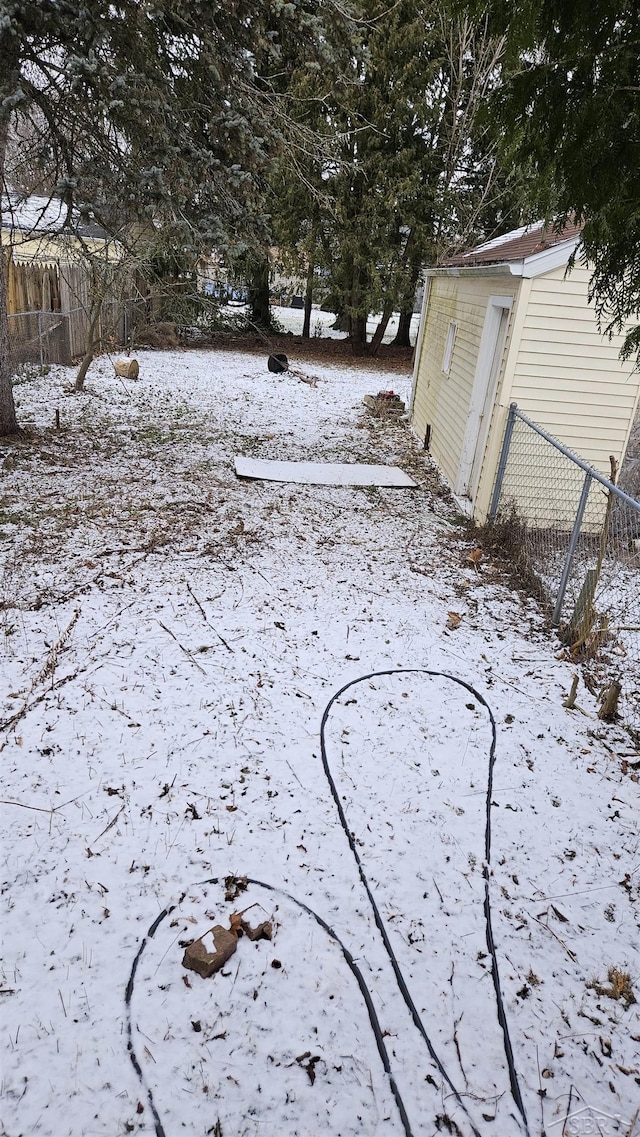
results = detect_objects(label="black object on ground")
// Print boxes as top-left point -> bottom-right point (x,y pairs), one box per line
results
126,670 -> 530,1137
267,352 -> 288,373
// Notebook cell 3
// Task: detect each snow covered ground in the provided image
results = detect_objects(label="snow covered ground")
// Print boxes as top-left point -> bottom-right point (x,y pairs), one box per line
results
224,303 -> 422,345
1,346 -> 639,1137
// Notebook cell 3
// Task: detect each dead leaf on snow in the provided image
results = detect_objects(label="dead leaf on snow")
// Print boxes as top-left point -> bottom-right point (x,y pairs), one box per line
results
295,1052 -> 321,1085
228,902 -> 273,941
446,611 -> 462,630
229,911 -> 244,936
224,875 -> 248,901
551,904 -> 569,924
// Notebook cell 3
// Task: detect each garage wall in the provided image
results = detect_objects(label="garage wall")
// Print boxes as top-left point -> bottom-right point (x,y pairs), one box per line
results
509,263 -> 640,479
411,271 -> 516,493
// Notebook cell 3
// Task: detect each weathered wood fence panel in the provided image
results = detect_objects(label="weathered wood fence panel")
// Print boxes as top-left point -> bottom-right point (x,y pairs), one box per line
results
4,252 -> 140,365
6,255 -> 63,315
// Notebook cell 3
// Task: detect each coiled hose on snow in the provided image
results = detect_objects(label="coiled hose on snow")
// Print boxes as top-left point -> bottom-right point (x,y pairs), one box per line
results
125,669 -> 530,1137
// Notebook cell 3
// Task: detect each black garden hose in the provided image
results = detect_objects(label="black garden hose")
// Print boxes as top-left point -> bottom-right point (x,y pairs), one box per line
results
126,669 -> 530,1137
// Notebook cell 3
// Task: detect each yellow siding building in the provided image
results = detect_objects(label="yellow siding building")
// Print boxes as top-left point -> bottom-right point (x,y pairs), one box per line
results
410,222 -> 640,523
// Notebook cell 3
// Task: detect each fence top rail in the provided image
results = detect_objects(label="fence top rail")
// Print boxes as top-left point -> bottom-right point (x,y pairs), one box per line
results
8,306 -> 86,319
511,403 -> 640,514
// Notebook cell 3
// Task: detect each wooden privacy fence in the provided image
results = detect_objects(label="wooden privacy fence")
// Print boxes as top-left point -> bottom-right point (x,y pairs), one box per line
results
3,251 -> 146,366
4,252 -> 91,316
4,248 -> 192,372
6,256 -> 62,313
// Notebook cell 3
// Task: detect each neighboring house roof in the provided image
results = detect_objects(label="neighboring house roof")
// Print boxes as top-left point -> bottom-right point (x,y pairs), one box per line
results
439,220 -> 583,276
1,191 -> 109,241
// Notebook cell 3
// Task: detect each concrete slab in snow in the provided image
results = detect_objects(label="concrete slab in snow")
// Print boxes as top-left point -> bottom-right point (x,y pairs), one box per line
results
234,457 -> 417,487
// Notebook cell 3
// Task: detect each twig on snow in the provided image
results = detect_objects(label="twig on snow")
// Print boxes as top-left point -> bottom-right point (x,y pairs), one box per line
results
185,580 -> 234,653
90,805 -> 125,849
86,687 -> 140,725
157,620 -> 206,674
0,788 -> 92,815
31,609 -> 81,691
536,1044 -> 546,1129
286,759 -> 305,790
0,668 -> 83,741
561,1085 -> 574,1135
0,799 -> 57,814
1,609 -> 82,743
529,911 -> 577,963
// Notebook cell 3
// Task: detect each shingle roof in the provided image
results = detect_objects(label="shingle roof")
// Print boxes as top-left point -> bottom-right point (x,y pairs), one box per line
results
1,192 -> 109,241
442,220 -> 582,267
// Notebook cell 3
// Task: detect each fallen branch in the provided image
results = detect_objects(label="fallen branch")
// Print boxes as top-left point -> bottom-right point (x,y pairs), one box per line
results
529,912 -> 577,963
185,581 -> 234,652
288,365 -> 319,388
0,668 -> 83,740
157,620 -> 206,673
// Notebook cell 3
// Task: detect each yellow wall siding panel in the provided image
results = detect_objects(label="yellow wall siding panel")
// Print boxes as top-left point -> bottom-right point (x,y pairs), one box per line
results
512,377 -> 638,403
514,369 -> 634,389
523,317 -> 612,336
518,314 -> 624,340
514,355 -> 632,377
412,257 -> 640,527
411,272 -> 517,488
509,391 -> 638,413
509,268 -> 640,484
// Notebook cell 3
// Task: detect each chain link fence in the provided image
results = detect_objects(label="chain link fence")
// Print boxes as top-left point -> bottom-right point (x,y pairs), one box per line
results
8,302 -> 131,377
488,404 -> 640,741
7,309 -> 74,372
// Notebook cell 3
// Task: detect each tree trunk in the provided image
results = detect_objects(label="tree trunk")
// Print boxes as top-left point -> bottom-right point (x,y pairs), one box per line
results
369,300 -> 394,356
248,256 -> 271,330
302,214 -> 318,339
331,312 -> 349,333
392,244 -> 420,348
392,307 -> 414,348
0,248 -> 19,435
349,313 -> 368,355
0,122 -> 20,435
348,256 -> 370,354
302,257 -> 314,339
75,301 -> 103,391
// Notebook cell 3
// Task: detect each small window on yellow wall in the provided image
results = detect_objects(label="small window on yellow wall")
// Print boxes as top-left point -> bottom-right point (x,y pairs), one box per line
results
442,321 -> 456,375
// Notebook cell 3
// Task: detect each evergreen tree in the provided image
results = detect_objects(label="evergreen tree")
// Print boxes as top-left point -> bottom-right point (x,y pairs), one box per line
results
313,2 -> 510,353
0,0 -> 354,431
488,0 -> 640,359
237,0 -> 358,333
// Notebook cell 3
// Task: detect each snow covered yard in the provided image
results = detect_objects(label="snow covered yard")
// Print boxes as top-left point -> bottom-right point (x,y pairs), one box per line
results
1,347 -> 638,1137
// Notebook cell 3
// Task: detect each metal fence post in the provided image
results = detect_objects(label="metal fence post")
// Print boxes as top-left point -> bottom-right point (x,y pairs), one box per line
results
487,402 -> 518,523
552,471 -> 592,626
37,311 -> 44,368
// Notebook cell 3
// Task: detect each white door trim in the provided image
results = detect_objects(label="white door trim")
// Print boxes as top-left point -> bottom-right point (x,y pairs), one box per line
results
455,295 -> 513,499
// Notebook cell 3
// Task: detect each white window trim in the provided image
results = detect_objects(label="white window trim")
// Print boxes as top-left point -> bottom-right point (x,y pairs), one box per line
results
456,296 -> 513,499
